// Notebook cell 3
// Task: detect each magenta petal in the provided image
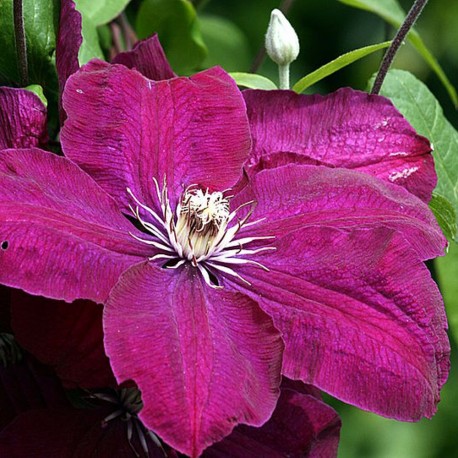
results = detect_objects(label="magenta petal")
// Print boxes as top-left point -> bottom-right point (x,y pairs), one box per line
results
244,88 -> 435,202
227,226 -> 449,421
234,165 -> 445,261
104,263 -> 283,457
205,385 -> 340,458
0,87 -> 47,149
61,61 -> 251,211
112,34 -> 176,80
11,290 -> 116,389
0,148 -> 149,302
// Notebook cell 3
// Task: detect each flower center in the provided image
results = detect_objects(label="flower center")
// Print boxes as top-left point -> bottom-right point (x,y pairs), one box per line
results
175,188 -> 230,260
127,178 -> 274,288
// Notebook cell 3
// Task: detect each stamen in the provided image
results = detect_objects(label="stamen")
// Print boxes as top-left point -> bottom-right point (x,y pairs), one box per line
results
197,264 -> 222,289
207,262 -> 252,286
129,233 -> 175,252
127,178 -> 274,288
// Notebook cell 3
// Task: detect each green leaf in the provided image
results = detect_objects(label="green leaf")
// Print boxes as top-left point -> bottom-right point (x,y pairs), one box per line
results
429,194 -> 457,243
199,15 -> 250,72
74,0 -> 132,66
24,84 -> 48,107
0,0 -> 59,101
339,0 -> 458,107
74,0 -> 131,26
370,70 -> 458,240
436,243 -> 458,345
229,73 -> 277,90
292,41 -> 391,94
73,0 -> 118,65
136,0 -> 207,73
77,14 -> 105,65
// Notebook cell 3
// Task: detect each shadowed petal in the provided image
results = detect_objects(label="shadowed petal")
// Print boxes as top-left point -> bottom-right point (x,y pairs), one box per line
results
0,148 -> 150,303
205,385 -> 341,458
11,290 -> 115,389
0,88 -> 47,149
61,61 -> 251,211
0,357 -> 69,430
244,88 -> 435,202
0,286 -> 11,332
56,0 -> 82,121
234,165 -> 445,261
0,406 -> 170,457
104,263 -> 283,457
225,226 -> 449,421
112,34 -> 176,80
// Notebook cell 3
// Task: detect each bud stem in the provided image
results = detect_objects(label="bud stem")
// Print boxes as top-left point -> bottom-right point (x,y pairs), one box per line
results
279,64 -> 290,89
371,0 -> 428,95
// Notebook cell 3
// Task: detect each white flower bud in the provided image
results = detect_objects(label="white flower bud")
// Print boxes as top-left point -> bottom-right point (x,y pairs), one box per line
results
265,9 -> 300,66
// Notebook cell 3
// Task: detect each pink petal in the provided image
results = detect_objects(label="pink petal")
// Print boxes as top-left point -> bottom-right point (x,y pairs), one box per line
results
61,61 -> 250,211
104,263 -> 283,457
234,165 -> 445,262
244,88 -> 435,202
0,87 -> 48,149
112,34 -> 176,80
205,384 -> 341,458
225,226 -> 449,421
11,290 -> 116,389
0,148 -> 149,303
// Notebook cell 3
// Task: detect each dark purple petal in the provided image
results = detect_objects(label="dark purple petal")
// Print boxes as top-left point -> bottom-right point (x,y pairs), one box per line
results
0,87 -> 47,149
104,263 -> 283,457
244,88 -> 435,202
11,290 -> 116,389
56,0 -> 82,121
0,148 -> 150,303
225,226 -> 449,421
234,165 -> 445,261
112,34 -> 176,80
61,61 -> 251,211
0,408 -> 105,456
0,285 -> 11,332
0,406 -> 169,457
205,385 -> 341,458
0,356 -> 69,431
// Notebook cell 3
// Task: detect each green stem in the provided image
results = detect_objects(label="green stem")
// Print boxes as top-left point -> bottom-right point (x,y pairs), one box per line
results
13,0 -> 28,86
371,0 -> 428,95
278,64 -> 290,89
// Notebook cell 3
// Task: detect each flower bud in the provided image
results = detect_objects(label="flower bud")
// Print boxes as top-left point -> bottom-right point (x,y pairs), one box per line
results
265,9 -> 300,66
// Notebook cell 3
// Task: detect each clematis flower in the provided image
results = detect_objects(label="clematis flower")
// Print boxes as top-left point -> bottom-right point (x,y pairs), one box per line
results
0,57 -> 449,456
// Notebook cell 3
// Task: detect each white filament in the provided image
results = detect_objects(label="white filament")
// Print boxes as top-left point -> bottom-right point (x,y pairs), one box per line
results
128,178 -> 274,288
